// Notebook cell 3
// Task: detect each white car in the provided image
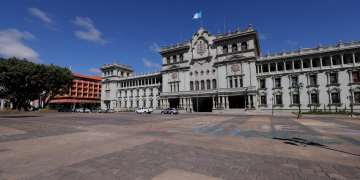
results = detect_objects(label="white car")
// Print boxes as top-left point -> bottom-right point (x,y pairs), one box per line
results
135,108 -> 153,114
79,108 -> 90,113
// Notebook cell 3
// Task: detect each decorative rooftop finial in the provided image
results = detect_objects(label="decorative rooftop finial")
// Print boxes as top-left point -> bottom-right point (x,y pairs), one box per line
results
339,39 -> 342,44
228,30 -> 230,33
217,30 -> 221,35
103,63 -> 105,66
237,27 -> 240,31
299,45 -> 302,50
282,49 -> 285,52
318,42 -> 321,47
115,60 -> 117,64
329,42 -> 331,46
275,50 -> 277,54
129,64 -> 132,68
200,25 -> 203,29
177,42 -> 179,46
163,43 -> 166,48
351,39 -> 354,42
291,48 -> 293,52
267,51 -> 269,55
248,22 -> 252,28
185,39 -> 188,43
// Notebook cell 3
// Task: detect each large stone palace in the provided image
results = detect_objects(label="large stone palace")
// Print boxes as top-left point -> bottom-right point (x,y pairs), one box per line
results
101,24 -> 360,113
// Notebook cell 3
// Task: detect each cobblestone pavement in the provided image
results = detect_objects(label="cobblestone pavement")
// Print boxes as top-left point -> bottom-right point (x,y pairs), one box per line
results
0,113 -> 360,180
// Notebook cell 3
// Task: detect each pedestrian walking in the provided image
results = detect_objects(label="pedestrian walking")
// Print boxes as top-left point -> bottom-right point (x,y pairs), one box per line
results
166,109 -> 169,114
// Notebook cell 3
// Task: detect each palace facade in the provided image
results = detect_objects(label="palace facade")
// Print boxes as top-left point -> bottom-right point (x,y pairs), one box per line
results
101,24 -> 360,113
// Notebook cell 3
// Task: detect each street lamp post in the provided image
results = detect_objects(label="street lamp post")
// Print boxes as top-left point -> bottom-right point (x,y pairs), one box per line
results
347,95 -> 353,117
270,97 -> 274,116
195,71 -> 199,113
292,82 -> 304,119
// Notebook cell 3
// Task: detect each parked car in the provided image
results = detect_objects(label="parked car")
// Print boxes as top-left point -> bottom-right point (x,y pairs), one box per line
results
75,108 -> 81,113
107,109 -> 115,113
91,108 -> 103,113
161,108 -> 178,114
79,108 -> 90,113
135,108 -> 153,114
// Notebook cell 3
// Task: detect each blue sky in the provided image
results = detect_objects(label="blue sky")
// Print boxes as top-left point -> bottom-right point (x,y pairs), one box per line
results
0,0 -> 359,76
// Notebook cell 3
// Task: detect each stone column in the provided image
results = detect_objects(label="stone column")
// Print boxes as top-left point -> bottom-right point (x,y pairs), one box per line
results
292,60 -> 295,72
226,96 -> 230,109
248,95 -> 251,108
268,63 -> 271,73
213,96 -> 216,109
221,96 -> 225,108
283,61 -> 287,73
341,54 -> 344,67
257,65 -> 260,74
244,95 -> 247,109
238,76 -> 241,88
179,98 -> 182,108
227,77 -> 230,88
275,62 -> 278,73
167,99 -> 170,108
0,99 -> 4,109
330,55 -> 333,68
310,58 -> 313,70
300,59 -> 304,71
260,64 -> 263,75
320,57 -> 323,69
353,53 -> 356,66
232,76 -> 235,88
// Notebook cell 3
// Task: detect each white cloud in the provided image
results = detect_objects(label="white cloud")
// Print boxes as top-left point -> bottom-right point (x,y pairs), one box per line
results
0,29 -> 42,63
149,43 -> 162,52
142,58 -> 161,70
287,40 -> 298,45
88,68 -> 101,73
28,8 -> 53,24
259,33 -> 267,40
71,16 -> 110,45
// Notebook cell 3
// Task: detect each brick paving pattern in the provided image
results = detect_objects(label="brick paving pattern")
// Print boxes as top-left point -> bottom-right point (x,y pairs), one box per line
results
20,141 -> 360,180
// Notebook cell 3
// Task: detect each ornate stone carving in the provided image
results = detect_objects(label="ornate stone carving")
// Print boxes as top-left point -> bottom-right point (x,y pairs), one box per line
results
231,64 -> 240,73
197,40 -> 207,56
172,72 -> 178,79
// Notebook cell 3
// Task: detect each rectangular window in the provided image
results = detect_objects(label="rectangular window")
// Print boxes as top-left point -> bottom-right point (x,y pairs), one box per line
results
137,101 -> 139,107
310,75 -> 317,85
355,92 -> 360,103
331,93 -> 339,103
261,96 -> 266,105
276,95 -> 282,104
230,80 -> 233,88
352,72 -> 359,82
240,79 -> 243,87
275,78 -> 281,88
235,79 -> 238,87
150,100 -> 153,107
106,90 -> 110,98
311,94 -> 318,104
291,76 -> 298,86
330,73 -> 337,84
293,94 -> 299,104
260,79 -> 265,88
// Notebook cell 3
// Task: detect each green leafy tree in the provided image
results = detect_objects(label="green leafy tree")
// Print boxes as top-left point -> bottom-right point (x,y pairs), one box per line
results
0,57 -> 73,110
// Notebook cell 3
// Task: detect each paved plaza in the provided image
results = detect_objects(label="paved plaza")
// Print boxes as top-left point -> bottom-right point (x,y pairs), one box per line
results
0,113 -> 360,180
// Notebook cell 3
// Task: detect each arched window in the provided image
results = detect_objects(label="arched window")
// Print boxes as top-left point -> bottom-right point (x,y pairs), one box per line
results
232,44 -> 237,52
286,64 -> 291,70
263,65 -> 269,72
278,64 -> 283,71
173,55 -> 177,63
241,42 -> 247,50
223,45 -> 228,54
167,57 -> 170,64
303,62 -> 308,68
294,63 -> 299,69
212,79 -> 217,89
190,81 -> 194,91
206,80 -> 211,89
270,66 -> 275,72
201,80 -> 205,90
180,54 -> 183,61
195,81 -> 199,90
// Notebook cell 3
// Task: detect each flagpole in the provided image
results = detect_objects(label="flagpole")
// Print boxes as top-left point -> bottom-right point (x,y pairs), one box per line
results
201,10 -> 202,26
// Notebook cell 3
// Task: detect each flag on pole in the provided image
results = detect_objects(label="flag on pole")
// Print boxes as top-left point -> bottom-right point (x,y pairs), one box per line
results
192,11 -> 201,19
